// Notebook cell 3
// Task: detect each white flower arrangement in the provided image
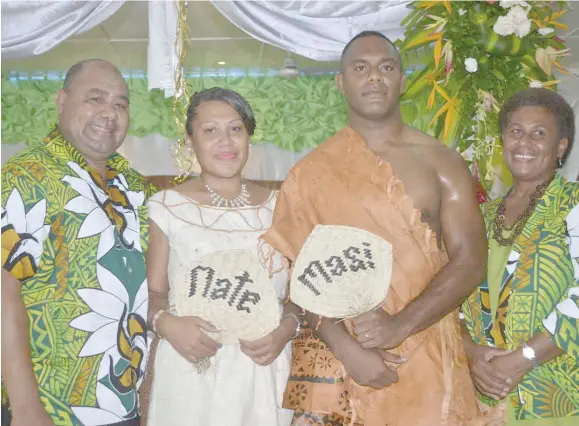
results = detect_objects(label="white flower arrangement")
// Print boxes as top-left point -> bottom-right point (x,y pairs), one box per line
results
499,0 -> 531,10
465,57 -> 478,73
493,5 -> 531,37
537,27 -> 555,35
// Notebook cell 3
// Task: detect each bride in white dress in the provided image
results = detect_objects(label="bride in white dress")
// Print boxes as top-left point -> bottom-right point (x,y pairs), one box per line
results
143,88 -> 296,426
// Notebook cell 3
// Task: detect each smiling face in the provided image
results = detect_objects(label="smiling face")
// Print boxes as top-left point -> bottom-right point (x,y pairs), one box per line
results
336,36 -> 405,122
502,106 -> 568,183
56,61 -> 129,164
188,100 -> 250,179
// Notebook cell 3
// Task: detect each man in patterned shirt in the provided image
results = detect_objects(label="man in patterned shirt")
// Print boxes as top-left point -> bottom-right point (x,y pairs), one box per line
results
1,59 -> 155,426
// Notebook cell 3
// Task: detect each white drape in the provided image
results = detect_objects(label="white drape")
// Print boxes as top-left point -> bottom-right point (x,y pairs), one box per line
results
146,0 -> 411,93
147,0 -> 179,97
0,0 -> 125,60
558,73 -> 579,181
210,0 -> 411,61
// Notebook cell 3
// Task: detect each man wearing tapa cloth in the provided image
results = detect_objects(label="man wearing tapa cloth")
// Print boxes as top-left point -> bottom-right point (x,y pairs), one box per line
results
262,32 -> 500,425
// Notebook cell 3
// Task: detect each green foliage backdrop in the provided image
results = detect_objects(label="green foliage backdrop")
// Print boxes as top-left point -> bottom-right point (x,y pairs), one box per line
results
2,76 -> 350,152
1,73 -> 439,152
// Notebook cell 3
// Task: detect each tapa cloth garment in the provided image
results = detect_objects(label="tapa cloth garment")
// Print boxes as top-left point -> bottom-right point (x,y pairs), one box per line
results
263,127 -> 499,426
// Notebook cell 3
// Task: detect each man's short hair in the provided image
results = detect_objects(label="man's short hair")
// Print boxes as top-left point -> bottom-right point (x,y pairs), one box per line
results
62,59 -> 121,90
340,31 -> 403,71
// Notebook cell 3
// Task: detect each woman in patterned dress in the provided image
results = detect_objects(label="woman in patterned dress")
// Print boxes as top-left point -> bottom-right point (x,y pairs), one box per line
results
461,88 -> 579,424
142,88 -> 296,426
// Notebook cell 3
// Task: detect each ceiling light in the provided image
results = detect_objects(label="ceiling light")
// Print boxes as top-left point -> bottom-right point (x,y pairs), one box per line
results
217,61 -> 226,65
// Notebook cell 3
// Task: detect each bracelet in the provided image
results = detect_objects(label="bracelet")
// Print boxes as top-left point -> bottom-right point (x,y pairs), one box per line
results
281,313 -> 301,339
152,309 -> 167,338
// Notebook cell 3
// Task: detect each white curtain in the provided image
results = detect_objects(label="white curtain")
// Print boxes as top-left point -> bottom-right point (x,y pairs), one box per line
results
558,73 -> 579,181
147,0 -> 179,97
1,0 -> 125,60
210,0 -> 411,61
146,0 -> 411,93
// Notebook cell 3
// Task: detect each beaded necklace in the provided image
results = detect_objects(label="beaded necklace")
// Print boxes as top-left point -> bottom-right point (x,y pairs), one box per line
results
492,177 -> 552,247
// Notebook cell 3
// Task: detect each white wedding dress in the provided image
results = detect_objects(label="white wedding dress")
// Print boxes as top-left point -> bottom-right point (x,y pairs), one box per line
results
146,189 -> 293,426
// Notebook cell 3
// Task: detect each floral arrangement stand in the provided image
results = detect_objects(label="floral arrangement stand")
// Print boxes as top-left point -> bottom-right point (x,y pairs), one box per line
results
398,0 -> 570,192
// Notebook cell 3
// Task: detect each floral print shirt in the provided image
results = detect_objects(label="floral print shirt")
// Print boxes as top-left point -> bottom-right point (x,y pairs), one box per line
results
1,129 -> 156,425
461,174 -> 579,420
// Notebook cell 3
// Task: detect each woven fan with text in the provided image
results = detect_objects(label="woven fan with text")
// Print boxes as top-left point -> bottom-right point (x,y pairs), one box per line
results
174,249 -> 281,345
290,225 -> 393,319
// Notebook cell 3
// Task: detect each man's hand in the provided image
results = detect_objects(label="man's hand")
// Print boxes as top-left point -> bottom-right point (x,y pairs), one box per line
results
466,345 -> 513,400
353,309 -> 412,350
10,403 -> 54,426
338,339 -> 407,389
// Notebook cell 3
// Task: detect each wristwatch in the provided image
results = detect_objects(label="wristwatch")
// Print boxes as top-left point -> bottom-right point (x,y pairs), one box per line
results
521,342 -> 538,370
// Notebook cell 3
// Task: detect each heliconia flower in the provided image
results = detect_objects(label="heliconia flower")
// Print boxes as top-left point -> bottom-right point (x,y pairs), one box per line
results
535,46 -> 571,75
481,91 -> 497,112
441,40 -> 453,73
424,15 -> 448,33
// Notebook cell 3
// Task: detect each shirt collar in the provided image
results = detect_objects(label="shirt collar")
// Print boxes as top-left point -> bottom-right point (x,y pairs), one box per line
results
43,127 -> 131,173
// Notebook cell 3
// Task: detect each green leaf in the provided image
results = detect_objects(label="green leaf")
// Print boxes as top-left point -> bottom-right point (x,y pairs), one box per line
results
1,75 -> 349,151
400,7 -> 421,27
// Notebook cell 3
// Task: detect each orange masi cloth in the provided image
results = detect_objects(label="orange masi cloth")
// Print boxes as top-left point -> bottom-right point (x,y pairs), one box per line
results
262,127 -> 499,426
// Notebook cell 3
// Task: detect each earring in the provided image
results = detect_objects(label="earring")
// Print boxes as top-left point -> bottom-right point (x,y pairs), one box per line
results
558,158 -> 563,169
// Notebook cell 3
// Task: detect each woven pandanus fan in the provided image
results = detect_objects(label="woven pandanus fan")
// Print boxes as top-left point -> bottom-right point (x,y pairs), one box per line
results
174,249 -> 281,345
290,225 -> 393,319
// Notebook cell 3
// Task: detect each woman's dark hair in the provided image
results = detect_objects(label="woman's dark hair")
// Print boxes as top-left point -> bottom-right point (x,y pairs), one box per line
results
499,88 -> 575,162
185,87 -> 256,137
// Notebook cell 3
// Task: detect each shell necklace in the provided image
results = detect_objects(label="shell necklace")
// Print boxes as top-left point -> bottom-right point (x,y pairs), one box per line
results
204,180 -> 250,208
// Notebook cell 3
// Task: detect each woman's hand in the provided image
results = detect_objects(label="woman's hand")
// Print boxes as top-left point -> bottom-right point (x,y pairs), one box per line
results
239,316 -> 296,366
157,313 -> 222,362
489,349 -> 533,393
465,344 -> 513,400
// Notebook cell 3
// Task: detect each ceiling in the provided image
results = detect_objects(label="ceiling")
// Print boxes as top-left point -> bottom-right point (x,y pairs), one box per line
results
2,1 -> 578,76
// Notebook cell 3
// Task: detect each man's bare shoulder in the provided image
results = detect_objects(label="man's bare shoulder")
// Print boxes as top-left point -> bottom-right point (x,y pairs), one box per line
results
405,127 -> 469,178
